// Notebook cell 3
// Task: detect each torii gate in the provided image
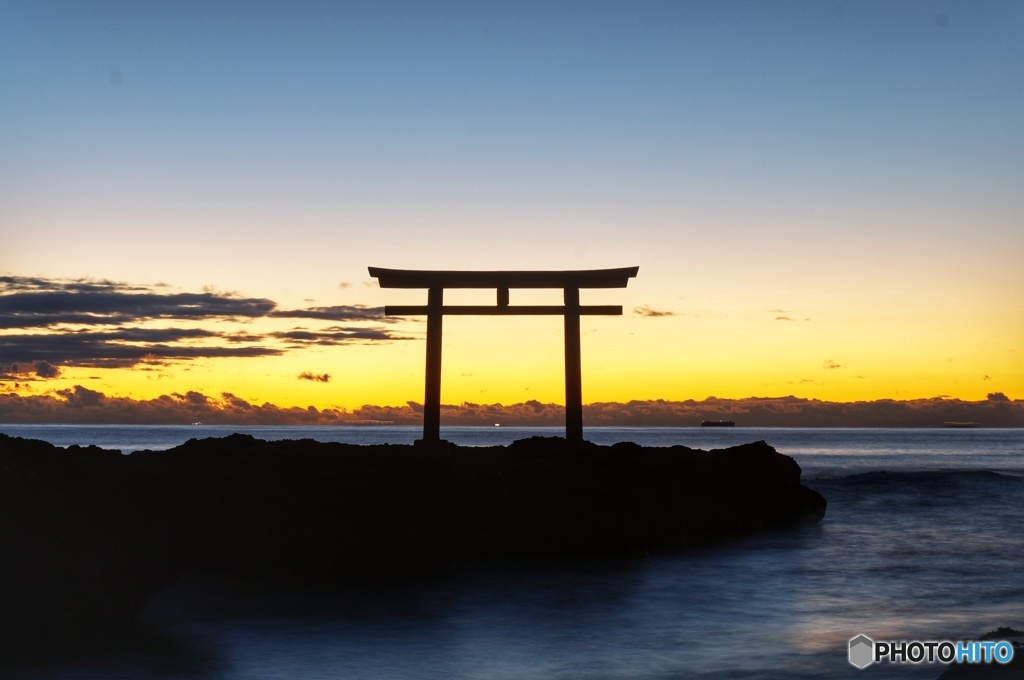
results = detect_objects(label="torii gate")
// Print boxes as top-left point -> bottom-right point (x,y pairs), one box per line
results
369,266 -> 639,443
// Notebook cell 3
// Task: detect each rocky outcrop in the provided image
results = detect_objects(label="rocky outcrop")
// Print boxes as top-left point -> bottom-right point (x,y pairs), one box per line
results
0,432 -> 825,640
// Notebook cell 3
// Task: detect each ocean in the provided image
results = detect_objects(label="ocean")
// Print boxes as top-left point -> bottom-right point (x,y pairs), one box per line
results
2,425 -> 1022,679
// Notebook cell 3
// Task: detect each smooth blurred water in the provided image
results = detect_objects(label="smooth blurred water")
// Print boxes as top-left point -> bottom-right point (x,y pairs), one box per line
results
2,426 -> 1022,679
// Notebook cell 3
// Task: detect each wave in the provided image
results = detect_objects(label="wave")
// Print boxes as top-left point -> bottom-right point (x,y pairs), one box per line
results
834,468 -> 1021,491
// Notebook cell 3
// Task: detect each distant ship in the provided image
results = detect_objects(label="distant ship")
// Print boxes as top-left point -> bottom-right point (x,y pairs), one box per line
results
701,420 -> 735,427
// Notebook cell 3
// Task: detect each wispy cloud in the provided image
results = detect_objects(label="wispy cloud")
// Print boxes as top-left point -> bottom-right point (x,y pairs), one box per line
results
270,305 -> 394,323
633,305 -> 676,318
271,326 -> 414,347
773,310 -> 808,321
0,276 -> 152,294
822,359 -> 844,370
298,372 -> 331,382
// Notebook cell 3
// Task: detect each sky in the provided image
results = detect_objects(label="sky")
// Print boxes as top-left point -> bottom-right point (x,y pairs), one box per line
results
2,0 -> 1022,419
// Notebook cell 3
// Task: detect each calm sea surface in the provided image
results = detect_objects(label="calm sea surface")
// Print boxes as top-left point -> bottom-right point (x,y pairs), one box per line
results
2,425 -> 1023,679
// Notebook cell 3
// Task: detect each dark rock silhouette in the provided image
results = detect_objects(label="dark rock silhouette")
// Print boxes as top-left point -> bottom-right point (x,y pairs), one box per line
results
0,432 -> 825,645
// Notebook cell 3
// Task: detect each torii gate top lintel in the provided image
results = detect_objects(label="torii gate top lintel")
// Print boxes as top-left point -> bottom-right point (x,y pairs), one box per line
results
368,266 -> 638,443
368,266 -> 639,290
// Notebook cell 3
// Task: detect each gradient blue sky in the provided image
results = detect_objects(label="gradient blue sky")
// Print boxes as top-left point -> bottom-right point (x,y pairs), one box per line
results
2,0 -> 1022,408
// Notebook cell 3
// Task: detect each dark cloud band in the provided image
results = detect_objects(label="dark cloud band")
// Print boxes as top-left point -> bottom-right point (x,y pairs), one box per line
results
0,290 -> 276,329
0,330 -> 283,367
0,276 -> 413,373
0,390 -> 1020,426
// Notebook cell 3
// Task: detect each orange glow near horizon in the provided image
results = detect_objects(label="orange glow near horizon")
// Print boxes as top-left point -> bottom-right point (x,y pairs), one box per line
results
14,299 -> 1018,411
3,204 -> 1022,411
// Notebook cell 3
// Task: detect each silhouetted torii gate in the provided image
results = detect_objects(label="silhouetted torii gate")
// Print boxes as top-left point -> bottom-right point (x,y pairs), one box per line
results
369,266 -> 639,443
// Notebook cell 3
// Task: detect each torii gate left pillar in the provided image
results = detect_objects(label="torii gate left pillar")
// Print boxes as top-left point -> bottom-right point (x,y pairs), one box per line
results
369,267 -> 638,444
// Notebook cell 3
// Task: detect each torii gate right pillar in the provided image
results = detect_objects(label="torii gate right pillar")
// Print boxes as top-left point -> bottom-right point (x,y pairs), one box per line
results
424,287 -> 444,443
564,287 -> 583,443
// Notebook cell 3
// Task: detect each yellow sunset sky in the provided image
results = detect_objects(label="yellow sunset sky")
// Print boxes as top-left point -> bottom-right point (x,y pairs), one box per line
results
2,1 -> 1022,414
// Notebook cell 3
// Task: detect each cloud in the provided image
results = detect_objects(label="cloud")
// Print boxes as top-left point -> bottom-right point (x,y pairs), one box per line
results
32,360 -> 61,378
988,392 -> 1010,402
0,328 -> 283,368
0,276 -> 150,294
775,316 -> 795,322
1,389 -> 1021,427
0,360 -> 62,380
270,305 -> 393,323
270,326 -> 414,346
0,276 -> 414,374
822,359 -> 844,370
0,276 -> 275,329
0,387 -> 369,425
298,372 -> 331,383
58,384 -> 107,408
633,305 -> 676,318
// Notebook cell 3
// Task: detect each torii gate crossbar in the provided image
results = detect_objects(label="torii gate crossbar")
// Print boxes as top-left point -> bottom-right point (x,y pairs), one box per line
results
369,266 -> 639,443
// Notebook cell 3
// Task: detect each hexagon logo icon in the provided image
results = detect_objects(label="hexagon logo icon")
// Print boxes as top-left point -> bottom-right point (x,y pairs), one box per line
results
849,634 -> 874,669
